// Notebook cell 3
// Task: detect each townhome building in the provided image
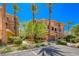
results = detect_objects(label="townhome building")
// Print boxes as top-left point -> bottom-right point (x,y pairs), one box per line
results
38,19 -> 64,41
0,4 -> 19,44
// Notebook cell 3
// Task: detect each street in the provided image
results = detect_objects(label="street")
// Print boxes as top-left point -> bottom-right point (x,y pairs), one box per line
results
1,45 -> 79,56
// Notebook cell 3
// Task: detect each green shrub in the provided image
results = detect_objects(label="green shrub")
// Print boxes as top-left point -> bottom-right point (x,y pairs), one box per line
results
48,42 -> 55,45
35,43 -> 45,47
1,46 -> 12,54
7,36 -> 14,44
69,37 -> 79,43
74,37 -> 79,42
35,44 -> 41,47
34,39 -> 43,43
40,43 -> 46,46
64,35 -> 76,42
13,37 -> 22,46
48,42 -> 51,45
17,44 -> 28,50
56,40 -> 67,45
7,36 -> 22,45
70,38 -> 77,43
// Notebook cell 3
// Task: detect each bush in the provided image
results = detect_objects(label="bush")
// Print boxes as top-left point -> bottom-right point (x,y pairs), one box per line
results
48,42 -> 56,45
34,39 -> 43,43
1,46 -> 12,54
17,44 -> 28,50
13,37 -> 22,46
69,37 -> 79,43
7,36 -> 14,44
35,43 -> 45,47
48,42 -> 51,45
70,38 -> 77,43
64,35 -> 76,42
35,43 -> 41,47
56,40 -> 67,45
40,43 -> 46,46
74,37 -> 79,42
7,36 -> 22,45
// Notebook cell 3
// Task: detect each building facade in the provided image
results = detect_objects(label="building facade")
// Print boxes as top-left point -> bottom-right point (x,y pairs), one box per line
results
39,19 -> 64,41
0,4 -> 19,44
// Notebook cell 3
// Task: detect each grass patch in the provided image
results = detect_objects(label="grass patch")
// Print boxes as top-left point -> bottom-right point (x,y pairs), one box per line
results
1,46 -> 13,54
17,44 -> 28,50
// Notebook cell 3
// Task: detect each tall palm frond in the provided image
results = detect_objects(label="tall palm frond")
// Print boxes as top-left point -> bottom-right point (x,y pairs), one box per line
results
12,4 -> 20,36
47,3 -> 52,37
30,3 -> 37,24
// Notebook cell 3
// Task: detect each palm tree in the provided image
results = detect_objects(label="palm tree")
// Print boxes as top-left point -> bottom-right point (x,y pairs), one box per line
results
30,3 -> 37,24
30,4 -> 37,42
47,3 -> 52,38
67,20 -> 73,34
12,4 -> 20,36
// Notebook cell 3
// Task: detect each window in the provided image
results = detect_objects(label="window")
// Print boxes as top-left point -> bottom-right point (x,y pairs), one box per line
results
6,23 -> 8,28
52,27 -> 54,31
14,26 -> 16,30
55,28 -> 57,31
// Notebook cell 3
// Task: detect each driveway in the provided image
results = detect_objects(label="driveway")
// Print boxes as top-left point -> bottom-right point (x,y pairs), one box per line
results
1,45 -> 79,56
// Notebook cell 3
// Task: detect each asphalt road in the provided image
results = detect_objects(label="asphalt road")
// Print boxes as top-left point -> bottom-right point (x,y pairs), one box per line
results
1,45 -> 79,56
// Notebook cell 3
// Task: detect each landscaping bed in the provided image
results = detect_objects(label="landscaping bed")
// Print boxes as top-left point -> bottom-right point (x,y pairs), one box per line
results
0,42 -> 47,54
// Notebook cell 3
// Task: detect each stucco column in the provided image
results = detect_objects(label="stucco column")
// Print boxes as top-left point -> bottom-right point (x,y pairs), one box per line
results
1,3 -> 7,45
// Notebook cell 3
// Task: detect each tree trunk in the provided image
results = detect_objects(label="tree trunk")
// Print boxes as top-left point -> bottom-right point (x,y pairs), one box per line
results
14,11 -> 17,36
32,11 -> 35,24
48,4 -> 52,41
68,25 -> 70,34
32,11 -> 35,42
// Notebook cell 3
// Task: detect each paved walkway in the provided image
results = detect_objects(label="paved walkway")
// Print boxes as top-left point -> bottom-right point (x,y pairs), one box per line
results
1,45 -> 79,56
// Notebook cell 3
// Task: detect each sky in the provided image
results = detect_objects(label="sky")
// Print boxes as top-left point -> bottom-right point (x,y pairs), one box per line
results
0,3 -> 79,30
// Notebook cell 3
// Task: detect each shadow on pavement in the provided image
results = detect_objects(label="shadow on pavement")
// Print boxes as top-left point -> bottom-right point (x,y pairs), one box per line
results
37,46 -> 64,56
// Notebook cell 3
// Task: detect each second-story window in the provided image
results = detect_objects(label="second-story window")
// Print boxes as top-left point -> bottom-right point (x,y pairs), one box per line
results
55,28 -> 57,31
52,27 -> 54,31
6,23 -> 8,29
14,26 -> 16,30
